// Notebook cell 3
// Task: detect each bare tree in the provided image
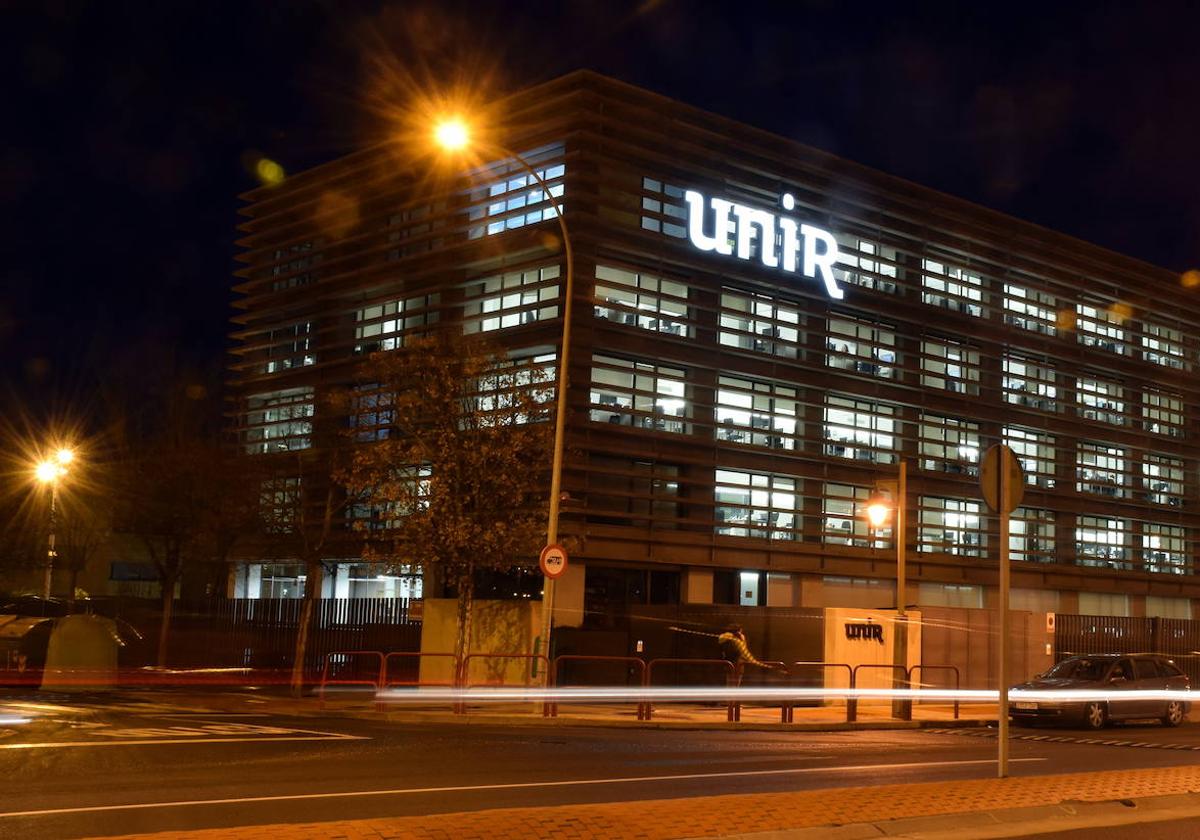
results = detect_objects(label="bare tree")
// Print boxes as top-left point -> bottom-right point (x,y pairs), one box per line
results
54,488 -> 111,610
256,444 -> 360,697
342,333 -> 552,669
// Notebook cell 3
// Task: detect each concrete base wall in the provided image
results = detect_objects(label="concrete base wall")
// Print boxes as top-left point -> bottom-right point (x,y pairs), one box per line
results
920,606 -> 1053,689
418,598 -> 544,686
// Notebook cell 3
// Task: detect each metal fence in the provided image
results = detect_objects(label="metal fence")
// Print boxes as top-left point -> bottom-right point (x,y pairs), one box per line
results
1054,613 -> 1200,688
113,597 -> 422,674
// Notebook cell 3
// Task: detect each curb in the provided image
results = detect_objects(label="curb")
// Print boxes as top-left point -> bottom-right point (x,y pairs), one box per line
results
371,711 -> 995,732
697,791 -> 1200,839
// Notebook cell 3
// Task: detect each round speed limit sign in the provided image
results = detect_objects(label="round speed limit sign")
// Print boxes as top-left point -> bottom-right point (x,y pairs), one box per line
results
539,543 -> 568,579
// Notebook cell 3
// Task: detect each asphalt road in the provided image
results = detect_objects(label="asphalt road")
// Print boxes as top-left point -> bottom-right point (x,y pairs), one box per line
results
3,691 -> 1200,839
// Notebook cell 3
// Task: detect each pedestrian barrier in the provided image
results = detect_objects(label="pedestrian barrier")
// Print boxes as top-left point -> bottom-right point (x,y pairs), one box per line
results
318,650 -> 385,707
908,664 -> 961,720
851,663 -> 911,722
645,657 -> 738,721
788,661 -> 854,723
547,655 -> 649,719
457,653 -> 552,716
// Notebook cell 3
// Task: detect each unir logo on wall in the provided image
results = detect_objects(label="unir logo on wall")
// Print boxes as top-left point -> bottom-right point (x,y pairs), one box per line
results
845,622 -> 884,643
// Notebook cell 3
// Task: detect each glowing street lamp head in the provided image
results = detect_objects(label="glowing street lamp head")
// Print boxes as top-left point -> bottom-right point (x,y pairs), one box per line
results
55,448 -> 74,466
35,461 -> 63,484
433,118 -> 470,152
865,497 -> 892,529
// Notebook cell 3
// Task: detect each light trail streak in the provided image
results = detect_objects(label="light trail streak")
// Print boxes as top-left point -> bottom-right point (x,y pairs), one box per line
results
370,686 -> 1194,704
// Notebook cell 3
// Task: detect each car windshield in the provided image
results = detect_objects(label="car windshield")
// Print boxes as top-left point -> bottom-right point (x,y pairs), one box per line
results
1043,658 -> 1111,681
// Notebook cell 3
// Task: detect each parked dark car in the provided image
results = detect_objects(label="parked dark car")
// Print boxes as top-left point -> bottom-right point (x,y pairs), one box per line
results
1011,653 -> 1190,729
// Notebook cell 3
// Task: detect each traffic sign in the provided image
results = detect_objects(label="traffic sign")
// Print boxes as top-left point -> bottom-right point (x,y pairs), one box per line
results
980,444 -> 1025,513
539,543 -> 568,579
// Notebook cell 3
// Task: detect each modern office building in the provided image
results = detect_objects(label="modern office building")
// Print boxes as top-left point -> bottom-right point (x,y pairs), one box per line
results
230,71 -> 1199,629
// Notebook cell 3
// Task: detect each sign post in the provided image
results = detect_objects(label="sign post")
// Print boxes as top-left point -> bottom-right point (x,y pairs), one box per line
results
980,443 -> 1024,779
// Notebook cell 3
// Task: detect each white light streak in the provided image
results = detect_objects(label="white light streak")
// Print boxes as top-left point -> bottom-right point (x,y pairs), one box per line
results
370,686 -> 1193,705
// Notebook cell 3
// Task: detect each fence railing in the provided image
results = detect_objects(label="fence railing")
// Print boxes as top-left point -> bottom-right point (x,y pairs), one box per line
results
303,651 -> 967,726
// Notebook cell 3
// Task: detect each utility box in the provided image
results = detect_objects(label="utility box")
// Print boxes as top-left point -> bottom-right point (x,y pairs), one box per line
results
41,614 -> 121,691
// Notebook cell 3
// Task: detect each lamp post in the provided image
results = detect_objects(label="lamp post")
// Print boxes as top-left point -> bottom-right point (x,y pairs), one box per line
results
433,118 -> 574,675
35,448 -> 74,602
865,459 -> 909,718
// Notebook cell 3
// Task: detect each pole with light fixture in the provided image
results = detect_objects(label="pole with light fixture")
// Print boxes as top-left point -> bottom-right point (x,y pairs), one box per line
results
433,118 -> 574,679
866,458 -> 908,719
35,448 -> 75,602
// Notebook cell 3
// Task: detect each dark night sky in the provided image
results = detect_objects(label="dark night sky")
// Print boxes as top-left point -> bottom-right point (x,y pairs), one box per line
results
5,0 -> 1199,417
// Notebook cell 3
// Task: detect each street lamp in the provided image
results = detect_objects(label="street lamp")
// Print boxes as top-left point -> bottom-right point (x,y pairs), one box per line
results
864,459 -> 909,718
433,117 -> 575,673
34,447 -> 74,601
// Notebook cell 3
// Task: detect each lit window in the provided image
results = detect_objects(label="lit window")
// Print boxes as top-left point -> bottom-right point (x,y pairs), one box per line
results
1076,516 -> 1131,571
822,483 -> 891,548
589,355 -> 688,433
835,235 -> 898,293
715,375 -> 800,450
719,290 -> 802,358
1142,323 -> 1186,369
1075,302 -> 1128,355
640,177 -> 688,239
354,294 -> 440,352
1076,376 -> 1125,426
1009,508 -> 1055,563
243,387 -> 314,454
826,314 -> 897,379
350,384 -> 393,442
921,258 -> 984,317
262,321 -> 314,373
714,469 -> 800,540
260,476 -> 301,534
476,352 -> 556,424
1144,390 -> 1185,437
823,395 -> 897,464
919,414 -> 981,476
594,265 -> 691,337
1003,283 -> 1057,335
1004,426 -> 1056,488
268,240 -> 317,291
1003,354 -> 1058,411
1141,523 -> 1187,575
467,146 -> 565,239
1143,454 -> 1185,507
1076,441 -> 1127,498
463,266 -> 560,334
918,496 -> 986,556
921,338 -> 980,394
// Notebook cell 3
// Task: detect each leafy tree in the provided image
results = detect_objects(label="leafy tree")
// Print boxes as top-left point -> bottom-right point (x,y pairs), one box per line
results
342,333 -> 553,669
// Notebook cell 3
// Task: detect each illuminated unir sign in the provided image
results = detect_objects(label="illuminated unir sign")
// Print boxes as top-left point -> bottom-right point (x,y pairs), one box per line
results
684,190 -> 844,299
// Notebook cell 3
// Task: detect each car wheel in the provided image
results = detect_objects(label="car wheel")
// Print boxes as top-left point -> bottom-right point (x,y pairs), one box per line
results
1162,700 -> 1185,728
1083,702 -> 1107,730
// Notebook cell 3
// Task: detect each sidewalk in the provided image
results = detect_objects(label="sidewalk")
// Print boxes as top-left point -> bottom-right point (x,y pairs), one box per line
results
90,764 -> 1200,840
161,687 -> 994,730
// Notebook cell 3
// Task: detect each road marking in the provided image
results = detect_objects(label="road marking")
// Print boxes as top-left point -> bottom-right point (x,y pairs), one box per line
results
0,758 -> 1045,819
0,734 -> 365,750
926,728 -> 1200,751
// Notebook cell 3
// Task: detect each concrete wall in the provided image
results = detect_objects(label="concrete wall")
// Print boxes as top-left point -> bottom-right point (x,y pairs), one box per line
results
418,598 -> 544,686
920,606 -> 1053,689
822,608 -> 921,691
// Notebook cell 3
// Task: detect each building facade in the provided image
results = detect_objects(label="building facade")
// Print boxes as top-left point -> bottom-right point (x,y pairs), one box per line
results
230,71 -> 1200,628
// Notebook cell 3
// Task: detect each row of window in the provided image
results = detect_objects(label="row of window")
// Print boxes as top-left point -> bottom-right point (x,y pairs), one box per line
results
587,362 -> 1186,503
709,469 -> 1187,573
639,177 -> 1190,369
257,268 -> 1190,449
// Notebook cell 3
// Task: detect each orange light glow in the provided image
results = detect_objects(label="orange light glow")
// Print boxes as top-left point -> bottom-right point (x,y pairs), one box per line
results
433,117 -> 470,152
